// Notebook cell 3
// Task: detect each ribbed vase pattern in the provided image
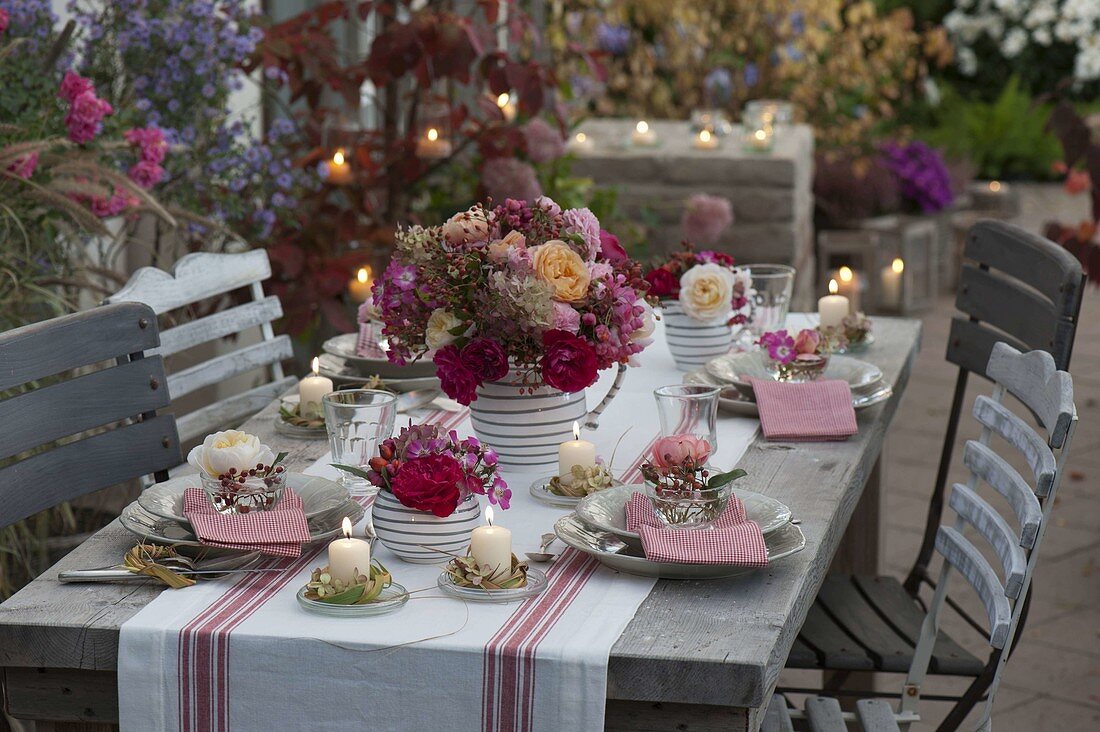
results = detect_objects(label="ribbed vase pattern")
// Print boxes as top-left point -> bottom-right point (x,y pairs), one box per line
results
371,491 -> 481,563
662,301 -> 734,371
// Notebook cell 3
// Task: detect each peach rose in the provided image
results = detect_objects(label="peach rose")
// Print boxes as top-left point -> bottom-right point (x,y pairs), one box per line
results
530,240 -> 591,302
487,229 -> 526,263
678,263 -> 735,322
650,434 -> 711,468
441,207 -> 490,246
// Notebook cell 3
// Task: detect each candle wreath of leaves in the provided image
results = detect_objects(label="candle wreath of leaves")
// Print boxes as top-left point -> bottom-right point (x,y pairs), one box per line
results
445,552 -> 529,590
304,560 -> 394,605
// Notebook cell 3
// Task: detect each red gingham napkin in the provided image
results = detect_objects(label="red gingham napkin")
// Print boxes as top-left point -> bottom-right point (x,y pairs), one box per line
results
183,487 -> 311,557
356,322 -> 387,359
749,378 -> 858,442
625,492 -> 768,566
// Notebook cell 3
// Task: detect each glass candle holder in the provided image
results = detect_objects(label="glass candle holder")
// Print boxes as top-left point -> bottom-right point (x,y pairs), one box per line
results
323,389 -> 397,497
643,475 -> 733,530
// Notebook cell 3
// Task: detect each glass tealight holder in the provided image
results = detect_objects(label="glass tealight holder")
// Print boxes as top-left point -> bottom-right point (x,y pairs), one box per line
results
201,470 -> 286,515
323,389 -> 397,497
654,385 -> 720,455
643,476 -> 733,530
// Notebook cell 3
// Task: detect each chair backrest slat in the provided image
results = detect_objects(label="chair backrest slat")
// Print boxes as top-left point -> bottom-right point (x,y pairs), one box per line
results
934,526 -> 1012,649
0,357 -> 170,460
108,250 -> 272,313
158,296 -> 284,356
963,441 -> 1042,549
986,343 -> 1075,448
167,336 -> 292,400
174,375 -> 298,444
972,395 -> 1057,496
0,306 -> 157,391
948,484 -> 1027,599
955,265 -> 1065,353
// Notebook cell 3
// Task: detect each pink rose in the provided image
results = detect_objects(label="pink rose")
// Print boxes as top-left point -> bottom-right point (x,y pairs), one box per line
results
793,329 -> 821,355
7,152 -> 38,179
390,453 -> 464,517
65,90 -> 113,144
650,434 -> 712,468
58,72 -> 93,103
551,301 -> 581,334
441,207 -> 491,247
540,329 -> 599,392
460,337 -> 509,382
0,9 -> 9,34
433,345 -> 479,405
128,160 -> 165,188
599,229 -> 628,263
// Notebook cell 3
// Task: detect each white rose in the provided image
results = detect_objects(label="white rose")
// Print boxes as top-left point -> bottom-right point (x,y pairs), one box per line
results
678,263 -> 735,323
187,430 -> 276,478
631,299 -> 656,341
425,308 -> 466,350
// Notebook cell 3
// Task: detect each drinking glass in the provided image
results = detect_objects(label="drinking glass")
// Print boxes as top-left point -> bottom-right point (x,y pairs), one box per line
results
323,389 -> 397,497
744,264 -> 796,338
653,385 -> 720,455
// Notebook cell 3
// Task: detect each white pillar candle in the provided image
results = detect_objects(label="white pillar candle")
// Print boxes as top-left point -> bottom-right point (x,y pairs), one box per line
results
558,421 -> 596,478
328,517 -> 371,584
834,266 -> 861,314
818,279 -> 850,329
416,127 -> 453,159
348,266 -> 373,303
880,258 -> 904,310
496,92 -> 517,123
470,506 -> 512,579
299,357 -> 334,419
324,149 -> 353,185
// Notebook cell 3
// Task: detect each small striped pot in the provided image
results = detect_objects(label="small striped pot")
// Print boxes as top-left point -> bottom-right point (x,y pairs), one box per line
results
662,301 -> 734,371
470,369 -> 587,471
371,491 -> 481,563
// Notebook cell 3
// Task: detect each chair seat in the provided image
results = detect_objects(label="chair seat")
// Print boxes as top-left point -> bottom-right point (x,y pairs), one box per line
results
788,575 -> 986,676
763,694 -> 901,732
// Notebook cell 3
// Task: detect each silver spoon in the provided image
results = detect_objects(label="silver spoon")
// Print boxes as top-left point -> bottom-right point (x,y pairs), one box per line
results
396,389 -> 442,414
525,533 -> 559,563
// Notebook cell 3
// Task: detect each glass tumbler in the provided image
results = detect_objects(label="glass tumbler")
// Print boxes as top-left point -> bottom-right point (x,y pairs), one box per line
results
323,389 -> 397,497
744,264 -> 796,339
653,384 -> 720,456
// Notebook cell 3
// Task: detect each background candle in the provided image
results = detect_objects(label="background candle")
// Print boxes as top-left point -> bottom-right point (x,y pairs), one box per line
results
328,517 -> 371,584
325,149 -> 352,185
693,129 -> 719,150
558,421 -> 596,477
631,120 -> 657,146
417,127 -> 453,158
299,357 -> 334,419
470,506 -> 512,578
834,266 -> 861,313
496,92 -> 517,123
818,279 -> 850,329
348,266 -> 373,303
880,258 -> 904,310
569,131 -> 594,153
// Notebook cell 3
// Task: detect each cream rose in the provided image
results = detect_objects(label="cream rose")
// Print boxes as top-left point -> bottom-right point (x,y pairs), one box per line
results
187,430 -> 276,478
425,308 -> 467,350
530,240 -> 591,302
678,263 -> 735,322
631,299 -> 656,342
486,230 -> 527,264
441,207 -> 490,246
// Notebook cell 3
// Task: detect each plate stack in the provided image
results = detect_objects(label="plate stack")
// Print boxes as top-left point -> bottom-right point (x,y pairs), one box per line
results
319,333 -> 440,392
683,352 -> 893,416
554,484 -> 806,579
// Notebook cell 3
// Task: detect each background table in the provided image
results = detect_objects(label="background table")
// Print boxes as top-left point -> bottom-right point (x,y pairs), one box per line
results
0,318 -> 920,731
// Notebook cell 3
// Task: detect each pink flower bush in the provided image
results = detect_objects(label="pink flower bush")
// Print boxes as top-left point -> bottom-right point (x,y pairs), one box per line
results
650,434 -> 712,468
0,9 -> 9,34
124,127 -> 167,165
482,158 -> 542,204
522,118 -> 566,164
127,160 -> 165,189
680,193 -> 734,246
60,73 -> 114,145
7,152 -> 38,179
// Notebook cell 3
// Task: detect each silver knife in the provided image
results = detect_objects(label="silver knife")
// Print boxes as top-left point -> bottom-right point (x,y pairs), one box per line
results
58,567 -> 286,584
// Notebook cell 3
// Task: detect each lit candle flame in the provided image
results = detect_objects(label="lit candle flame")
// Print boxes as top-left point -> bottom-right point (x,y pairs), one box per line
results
427,127 -> 439,142
839,266 -> 853,283
497,92 -> 511,108
989,181 -> 1002,192
892,258 -> 905,274
572,420 -> 581,441
341,516 -> 352,539
635,120 -> 649,134
332,149 -> 345,165
754,129 -> 767,141
357,266 -> 370,284
829,279 -> 839,295
699,129 -> 712,143
486,505 -> 495,527
575,132 -> 587,143
311,356 -> 320,375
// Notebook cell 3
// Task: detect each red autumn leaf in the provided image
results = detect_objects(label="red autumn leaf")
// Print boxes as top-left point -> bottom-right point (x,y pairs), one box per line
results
320,298 -> 355,332
268,242 -> 306,278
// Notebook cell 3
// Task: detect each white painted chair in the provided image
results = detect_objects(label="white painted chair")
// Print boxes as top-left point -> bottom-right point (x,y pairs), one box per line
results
104,250 -> 296,445
766,342 -> 1077,731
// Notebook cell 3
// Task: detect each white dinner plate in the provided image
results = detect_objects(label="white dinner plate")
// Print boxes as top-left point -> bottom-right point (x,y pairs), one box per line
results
138,473 -> 350,525
683,369 -> 893,415
318,353 -> 441,391
705,352 -> 883,394
321,333 -> 436,379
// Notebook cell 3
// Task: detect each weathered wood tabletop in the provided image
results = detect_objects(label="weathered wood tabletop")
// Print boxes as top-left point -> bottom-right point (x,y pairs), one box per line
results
0,319 -> 921,731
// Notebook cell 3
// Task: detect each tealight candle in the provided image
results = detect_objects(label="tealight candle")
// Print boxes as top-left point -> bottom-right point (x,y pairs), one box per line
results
631,120 -> 657,147
693,129 -> 719,150
748,127 -> 772,151
818,279 -> 850,329
324,149 -> 353,185
834,266 -> 861,314
417,127 -> 453,159
299,357 -> 334,419
348,266 -> 373,303
880,258 -> 904,310
569,131 -> 594,153
558,421 -> 596,478
496,92 -> 517,123
328,517 -> 371,584
470,506 -> 512,579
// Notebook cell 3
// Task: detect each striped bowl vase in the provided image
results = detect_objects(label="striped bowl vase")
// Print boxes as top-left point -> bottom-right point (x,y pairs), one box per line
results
371,491 -> 481,563
662,301 -> 734,371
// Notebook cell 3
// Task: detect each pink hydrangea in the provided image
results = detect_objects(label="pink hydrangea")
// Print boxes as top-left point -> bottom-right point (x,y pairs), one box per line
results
681,193 -> 734,246
561,207 -> 601,260
7,152 -> 38,179
551,301 -> 581,334
522,118 -> 566,163
128,160 -> 165,189
482,158 -> 542,204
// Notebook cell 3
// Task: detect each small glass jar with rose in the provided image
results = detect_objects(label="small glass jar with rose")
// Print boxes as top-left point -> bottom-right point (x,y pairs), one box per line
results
757,327 -> 846,382
187,430 -> 288,514
639,435 -> 747,530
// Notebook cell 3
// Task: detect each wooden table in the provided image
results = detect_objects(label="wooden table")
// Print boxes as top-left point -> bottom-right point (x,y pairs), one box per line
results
0,319 -> 921,731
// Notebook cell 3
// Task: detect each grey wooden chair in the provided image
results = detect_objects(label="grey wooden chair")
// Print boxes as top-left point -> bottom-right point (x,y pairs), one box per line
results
0,303 -> 182,528
786,220 -> 1085,729
104,249 -> 296,446
768,343 -> 1077,731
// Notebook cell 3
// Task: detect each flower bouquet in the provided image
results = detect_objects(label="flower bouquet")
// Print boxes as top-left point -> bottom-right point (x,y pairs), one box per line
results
758,328 -> 844,383
644,244 -> 753,370
187,431 -> 287,513
344,423 -> 509,563
374,197 -> 654,467
640,436 -> 747,530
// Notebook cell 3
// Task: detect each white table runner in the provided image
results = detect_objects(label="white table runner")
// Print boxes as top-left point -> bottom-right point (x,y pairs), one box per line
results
118,320 -> 764,731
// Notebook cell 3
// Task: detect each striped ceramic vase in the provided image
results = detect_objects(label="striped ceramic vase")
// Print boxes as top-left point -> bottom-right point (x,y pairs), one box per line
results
469,369 -> 588,471
662,301 -> 735,371
371,491 -> 481,563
